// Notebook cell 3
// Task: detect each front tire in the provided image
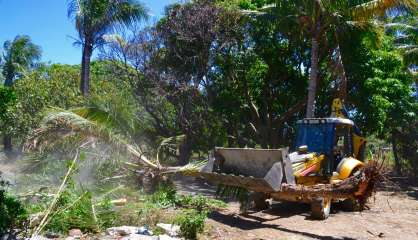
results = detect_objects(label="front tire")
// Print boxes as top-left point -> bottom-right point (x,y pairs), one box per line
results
252,192 -> 270,210
341,198 -> 362,211
311,197 -> 331,220
239,192 -> 270,214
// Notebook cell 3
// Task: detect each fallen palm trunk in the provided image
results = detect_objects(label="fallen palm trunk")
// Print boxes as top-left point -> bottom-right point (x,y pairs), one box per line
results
179,161 -> 383,208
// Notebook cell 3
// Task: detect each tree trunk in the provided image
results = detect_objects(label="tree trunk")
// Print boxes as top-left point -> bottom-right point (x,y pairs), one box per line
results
271,171 -> 368,202
335,44 -> 348,101
391,132 -> 402,176
3,135 -> 12,153
178,135 -> 192,165
80,40 -> 93,96
4,74 -> 14,87
3,77 -> 13,153
184,163 -> 381,208
306,35 -> 320,118
3,78 -> 13,152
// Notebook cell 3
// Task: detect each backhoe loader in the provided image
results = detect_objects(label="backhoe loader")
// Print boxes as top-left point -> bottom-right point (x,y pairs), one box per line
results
196,99 -> 367,219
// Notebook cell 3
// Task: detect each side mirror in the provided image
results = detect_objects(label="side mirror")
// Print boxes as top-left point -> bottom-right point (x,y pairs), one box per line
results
298,145 -> 308,154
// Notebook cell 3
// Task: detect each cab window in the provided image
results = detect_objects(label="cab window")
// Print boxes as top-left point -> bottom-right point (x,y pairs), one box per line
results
334,125 -> 353,157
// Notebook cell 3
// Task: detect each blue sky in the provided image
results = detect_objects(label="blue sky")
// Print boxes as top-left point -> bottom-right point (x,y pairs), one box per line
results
0,0 -> 178,64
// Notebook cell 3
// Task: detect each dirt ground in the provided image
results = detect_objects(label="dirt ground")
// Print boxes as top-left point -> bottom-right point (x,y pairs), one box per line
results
174,176 -> 418,240
2,157 -> 417,240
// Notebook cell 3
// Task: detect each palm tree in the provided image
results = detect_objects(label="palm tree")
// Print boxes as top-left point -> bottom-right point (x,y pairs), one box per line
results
1,35 -> 41,153
267,0 -> 416,117
67,0 -> 148,96
2,35 -> 41,87
385,12 -> 417,81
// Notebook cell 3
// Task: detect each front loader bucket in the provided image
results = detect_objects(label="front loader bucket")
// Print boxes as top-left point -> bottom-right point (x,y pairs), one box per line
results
198,148 -> 295,193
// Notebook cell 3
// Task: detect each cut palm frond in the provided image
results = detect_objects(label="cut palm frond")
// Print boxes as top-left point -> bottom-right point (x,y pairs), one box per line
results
156,134 -> 186,166
25,107 -> 159,170
162,160 -> 208,175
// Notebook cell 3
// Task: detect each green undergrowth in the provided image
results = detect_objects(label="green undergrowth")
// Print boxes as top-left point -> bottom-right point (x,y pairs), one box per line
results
150,184 -> 226,239
0,174 -> 28,239
25,181 -> 225,239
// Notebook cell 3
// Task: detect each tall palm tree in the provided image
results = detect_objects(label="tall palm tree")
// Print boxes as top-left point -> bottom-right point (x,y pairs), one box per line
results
270,0 -> 416,117
1,35 -> 41,153
2,35 -> 41,87
67,0 -> 148,96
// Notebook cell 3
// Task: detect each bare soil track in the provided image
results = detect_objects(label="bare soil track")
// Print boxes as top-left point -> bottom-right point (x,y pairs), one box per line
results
174,176 -> 418,240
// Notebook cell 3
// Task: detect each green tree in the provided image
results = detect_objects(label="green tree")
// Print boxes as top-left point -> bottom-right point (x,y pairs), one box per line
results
1,64 -> 83,148
0,87 -> 16,152
385,11 -> 417,88
268,0 -> 416,117
1,35 -> 41,152
101,1 -> 243,164
339,29 -> 417,175
210,5 -> 308,148
67,0 -> 148,96
2,62 -> 137,147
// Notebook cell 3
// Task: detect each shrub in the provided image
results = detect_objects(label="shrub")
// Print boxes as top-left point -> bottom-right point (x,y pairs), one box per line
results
149,183 -> 177,208
0,175 -> 28,239
175,209 -> 207,240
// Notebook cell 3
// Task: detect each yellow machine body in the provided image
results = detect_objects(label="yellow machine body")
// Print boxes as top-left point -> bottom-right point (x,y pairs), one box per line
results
353,133 -> 367,159
293,154 -> 327,185
290,98 -> 366,184
337,157 -> 364,180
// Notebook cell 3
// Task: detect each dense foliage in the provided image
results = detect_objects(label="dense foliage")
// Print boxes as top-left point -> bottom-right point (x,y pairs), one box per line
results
0,0 -> 417,238
1,0 -> 417,174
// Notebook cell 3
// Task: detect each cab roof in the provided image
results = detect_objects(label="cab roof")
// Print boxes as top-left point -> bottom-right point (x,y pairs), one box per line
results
296,118 -> 354,126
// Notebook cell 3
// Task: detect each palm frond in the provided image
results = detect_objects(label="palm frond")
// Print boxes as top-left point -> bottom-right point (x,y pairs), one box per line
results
352,0 -> 417,21
108,0 -> 149,28
25,108 -> 118,151
72,103 -> 139,140
403,47 -> 418,65
162,160 -> 207,175
71,106 -> 118,130
67,0 -> 81,19
156,134 -> 186,165
385,22 -> 415,31
25,108 -> 159,169
68,0 -> 148,47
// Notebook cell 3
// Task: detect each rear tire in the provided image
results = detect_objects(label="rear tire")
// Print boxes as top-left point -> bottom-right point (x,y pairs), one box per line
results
311,198 -> 331,220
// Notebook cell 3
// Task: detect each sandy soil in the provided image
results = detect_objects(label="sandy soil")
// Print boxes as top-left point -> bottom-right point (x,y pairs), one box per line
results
174,175 -> 418,240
